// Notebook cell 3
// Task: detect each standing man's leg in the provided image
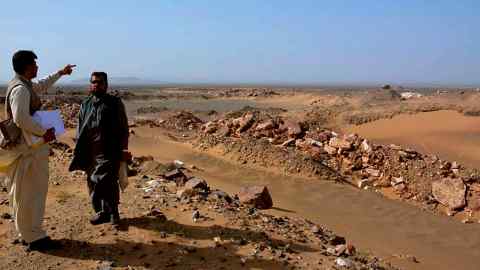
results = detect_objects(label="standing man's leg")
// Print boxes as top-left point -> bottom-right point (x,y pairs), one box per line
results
88,172 -> 120,225
28,145 -> 50,241
9,146 -> 49,243
87,174 -> 102,214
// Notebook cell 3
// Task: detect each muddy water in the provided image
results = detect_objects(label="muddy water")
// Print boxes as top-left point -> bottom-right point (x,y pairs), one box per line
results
129,128 -> 480,270
124,94 -> 312,116
346,110 -> 480,168
125,99 -> 257,115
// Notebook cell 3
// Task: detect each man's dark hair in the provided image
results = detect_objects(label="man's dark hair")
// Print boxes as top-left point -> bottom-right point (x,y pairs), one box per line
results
12,50 -> 37,75
91,72 -> 108,85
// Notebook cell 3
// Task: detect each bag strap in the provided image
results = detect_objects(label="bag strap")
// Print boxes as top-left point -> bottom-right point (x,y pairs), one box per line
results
5,84 -> 24,120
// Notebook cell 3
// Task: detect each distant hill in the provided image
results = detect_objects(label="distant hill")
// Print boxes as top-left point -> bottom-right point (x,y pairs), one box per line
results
69,76 -> 163,85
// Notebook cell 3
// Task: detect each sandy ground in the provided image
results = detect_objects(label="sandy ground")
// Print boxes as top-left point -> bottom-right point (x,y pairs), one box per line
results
128,127 -> 480,270
1,87 -> 480,269
346,110 -> 480,168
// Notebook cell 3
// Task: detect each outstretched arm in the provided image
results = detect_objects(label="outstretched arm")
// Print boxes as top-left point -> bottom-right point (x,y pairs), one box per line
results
32,64 -> 76,94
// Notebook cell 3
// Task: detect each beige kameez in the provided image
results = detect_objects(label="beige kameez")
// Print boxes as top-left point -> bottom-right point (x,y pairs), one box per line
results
3,73 -> 60,243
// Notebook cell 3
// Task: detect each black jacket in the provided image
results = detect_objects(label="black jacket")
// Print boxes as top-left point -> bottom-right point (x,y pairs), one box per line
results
69,93 -> 129,176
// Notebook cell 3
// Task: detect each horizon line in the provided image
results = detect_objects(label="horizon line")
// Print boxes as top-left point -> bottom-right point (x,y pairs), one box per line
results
0,80 -> 479,89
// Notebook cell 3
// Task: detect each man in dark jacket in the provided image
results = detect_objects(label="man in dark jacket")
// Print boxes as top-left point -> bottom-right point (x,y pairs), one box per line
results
69,72 -> 130,225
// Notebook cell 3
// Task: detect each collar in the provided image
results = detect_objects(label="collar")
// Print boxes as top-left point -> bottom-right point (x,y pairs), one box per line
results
15,74 -> 33,88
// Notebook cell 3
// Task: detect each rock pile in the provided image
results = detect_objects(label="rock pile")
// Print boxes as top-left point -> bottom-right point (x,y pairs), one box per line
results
41,96 -> 82,128
193,108 -> 480,217
161,111 -> 203,131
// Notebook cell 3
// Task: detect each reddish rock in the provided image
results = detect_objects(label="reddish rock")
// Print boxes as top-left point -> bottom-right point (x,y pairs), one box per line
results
238,186 -> 273,209
237,113 -> 255,133
324,145 -> 337,155
216,126 -> 231,137
305,138 -> 323,147
164,169 -> 188,186
295,139 -> 308,149
365,168 -> 380,177
176,188 -> 198,198
185,177 -> 209,191
307,146 -> 325,160
451,161 -> 460,170
357,179 -> 370,189
281,120 -> 303,138
361,140 -> 372,153
346,244 -> 356,256
202,122 -> 218,134
432,178 -> 466,210
393,183 -> 407,192
256,119 -> 275,131
281,139 -> 296,147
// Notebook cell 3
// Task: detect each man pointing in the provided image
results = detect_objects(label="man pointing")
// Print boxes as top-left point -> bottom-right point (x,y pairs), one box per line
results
4,50 -> 75,251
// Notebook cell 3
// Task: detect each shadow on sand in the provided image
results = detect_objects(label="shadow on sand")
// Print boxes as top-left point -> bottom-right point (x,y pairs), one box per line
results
43,216 -> 318,269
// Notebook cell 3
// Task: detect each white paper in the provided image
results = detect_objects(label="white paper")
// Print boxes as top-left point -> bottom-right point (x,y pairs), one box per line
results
31,110 -> 66,143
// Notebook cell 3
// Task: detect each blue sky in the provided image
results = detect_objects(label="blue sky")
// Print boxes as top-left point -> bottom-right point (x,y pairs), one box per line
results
1,0 -> 478,86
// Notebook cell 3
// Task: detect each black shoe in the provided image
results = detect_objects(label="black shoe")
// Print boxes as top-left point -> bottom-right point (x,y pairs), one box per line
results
27,237 -> 61,251
11,238 -> 27,246
90,212 -> 110,225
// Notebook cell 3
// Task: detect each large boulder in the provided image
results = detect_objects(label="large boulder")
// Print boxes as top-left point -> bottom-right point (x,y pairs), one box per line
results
185,177 -> 209,191
432,178 -> 466,210
238,186 -> 273,209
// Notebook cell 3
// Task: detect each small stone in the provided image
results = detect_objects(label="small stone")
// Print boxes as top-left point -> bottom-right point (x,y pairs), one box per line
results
357,179 -> 370,189
324,145 -> 337,155
329,236 -> 346,245
365,168 -> 380,177
281,138 -> 296,147
335,244 -> 347,256
192,210 -> 200,222
311,225 -> 322,234
326,247 -> 336,256
213,237 -> 222,247
209,190 -> 232,203
462,218 -> 474,224
346,244 -> 356,256
97,261 -> 114,270
329,137 -> 352,150
393,183 -> 407,192
361,139 -> 372,153
177,188 -> 198,199
173,160 -> 185,168
335,257 -> 353,268
185,246 -> 197,253
451,161 -> 460,170
391,176 -> 404,186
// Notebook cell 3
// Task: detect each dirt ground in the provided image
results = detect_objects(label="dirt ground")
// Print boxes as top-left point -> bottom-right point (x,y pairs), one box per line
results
1,86 -> 480,270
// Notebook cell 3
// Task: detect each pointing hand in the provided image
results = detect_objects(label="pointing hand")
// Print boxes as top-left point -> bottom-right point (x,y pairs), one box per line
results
59,64 -> 76,76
